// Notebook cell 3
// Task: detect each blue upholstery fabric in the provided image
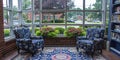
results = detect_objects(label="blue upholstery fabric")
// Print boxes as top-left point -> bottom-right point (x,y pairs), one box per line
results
76,28 -> 104,56
13,27 -> 44,55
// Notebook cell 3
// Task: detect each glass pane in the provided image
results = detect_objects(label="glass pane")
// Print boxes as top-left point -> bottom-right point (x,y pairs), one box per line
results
67,0 -> 83,10
85,12 -> 102,24
12,0 -> 18,10
22,0 -> 32,10
4,10 -> 10,37
67,12 -> 83,24
85,0 -> 102,10
34,0 -> 40,11
3,0 -> 7,7
42,0 -> 67,10
106,11 -> 109,25
35,11 -> 40,24
22,11 -> 32,24
107,0 -> 110,10
13,11 -> 19,26
4,10 -> 9,27
42,12 -> 65,23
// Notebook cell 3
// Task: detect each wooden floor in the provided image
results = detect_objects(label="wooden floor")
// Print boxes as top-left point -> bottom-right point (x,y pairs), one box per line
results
0,49 -> 120,60
102,50 -> 120,60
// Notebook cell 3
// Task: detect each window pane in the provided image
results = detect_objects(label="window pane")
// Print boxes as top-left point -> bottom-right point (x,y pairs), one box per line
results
67,12 -> 83,24
3,0 -> 7,7
22,0 -> 32,10
85,0 -> 102,10
4,10 -> 9,27
4,10 -> 10,37
35,11 -> 40,24
13,11 -> 19,26
13,0 -> 18,10
68,0 -> 83,10
34,0 -> 40,11
42,0 -> 67,10
42,12 -> 65,23
85,12 -> 102,24
22,11 -> 32,24
106,11 -> 109,26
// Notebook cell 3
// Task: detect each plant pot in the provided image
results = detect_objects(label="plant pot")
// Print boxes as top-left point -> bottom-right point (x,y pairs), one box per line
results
44,37 -> 76,46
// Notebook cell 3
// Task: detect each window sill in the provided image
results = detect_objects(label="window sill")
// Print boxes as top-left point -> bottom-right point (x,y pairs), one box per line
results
4,36 -> 15,42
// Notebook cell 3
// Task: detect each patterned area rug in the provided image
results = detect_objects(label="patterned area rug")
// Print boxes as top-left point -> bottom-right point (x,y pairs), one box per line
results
12,47 -> 107,60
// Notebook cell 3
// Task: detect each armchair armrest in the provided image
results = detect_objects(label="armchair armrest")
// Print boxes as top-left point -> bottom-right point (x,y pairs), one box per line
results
93,38 -> 103,41
16,38 -> 31,43
76,36 -> 87,40
30,36 -> 43,39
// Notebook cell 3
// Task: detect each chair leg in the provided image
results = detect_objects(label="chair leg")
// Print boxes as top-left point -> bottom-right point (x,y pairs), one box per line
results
42,46 -> 44,51
31,51 -> 36,56
100,49 -> 102,54
17,48 -> 20,54
76,45 -> 79,52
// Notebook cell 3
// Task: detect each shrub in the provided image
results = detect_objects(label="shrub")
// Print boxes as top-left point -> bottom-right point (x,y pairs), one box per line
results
25,20 -> 32,23
64,27 -> 82,37
47,32 -> 57,37
36,30 -> 42,36
35,20 -> 39,22
55,27 -> 64,34
35,28 -> 40,32
55,19 -> 64,23
4,29 -> 10,37
42,20 -> 48,23
54,30 -> 60,34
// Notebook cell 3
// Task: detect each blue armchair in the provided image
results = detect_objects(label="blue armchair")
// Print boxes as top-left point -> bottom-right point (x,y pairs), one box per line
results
13,27 -> 44,55
76,28 -> 104,55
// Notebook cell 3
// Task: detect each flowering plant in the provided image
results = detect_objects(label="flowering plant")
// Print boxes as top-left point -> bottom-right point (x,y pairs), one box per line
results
40,27 -> 59,37
64,27 -> 82,37
40,27 -> 54,36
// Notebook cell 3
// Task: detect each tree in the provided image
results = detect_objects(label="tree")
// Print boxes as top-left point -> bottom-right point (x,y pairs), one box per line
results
42,0 -> 74,9
22,0 -> 31,10
87,0 -> 102,21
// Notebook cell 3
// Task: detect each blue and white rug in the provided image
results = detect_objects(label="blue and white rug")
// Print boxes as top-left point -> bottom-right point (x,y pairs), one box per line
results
28,47 -> 104,60
12,47 -> 106,60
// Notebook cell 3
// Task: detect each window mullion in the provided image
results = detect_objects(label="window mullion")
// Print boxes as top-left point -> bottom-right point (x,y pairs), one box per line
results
31,0 -> 35,36
9,0 -> 14,37
102,0 -> 107,28
18,0 -> 22,25
83,0 -> 85,28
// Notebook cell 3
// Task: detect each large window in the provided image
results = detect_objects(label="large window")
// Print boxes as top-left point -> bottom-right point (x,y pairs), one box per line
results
3,0 -> 106,40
